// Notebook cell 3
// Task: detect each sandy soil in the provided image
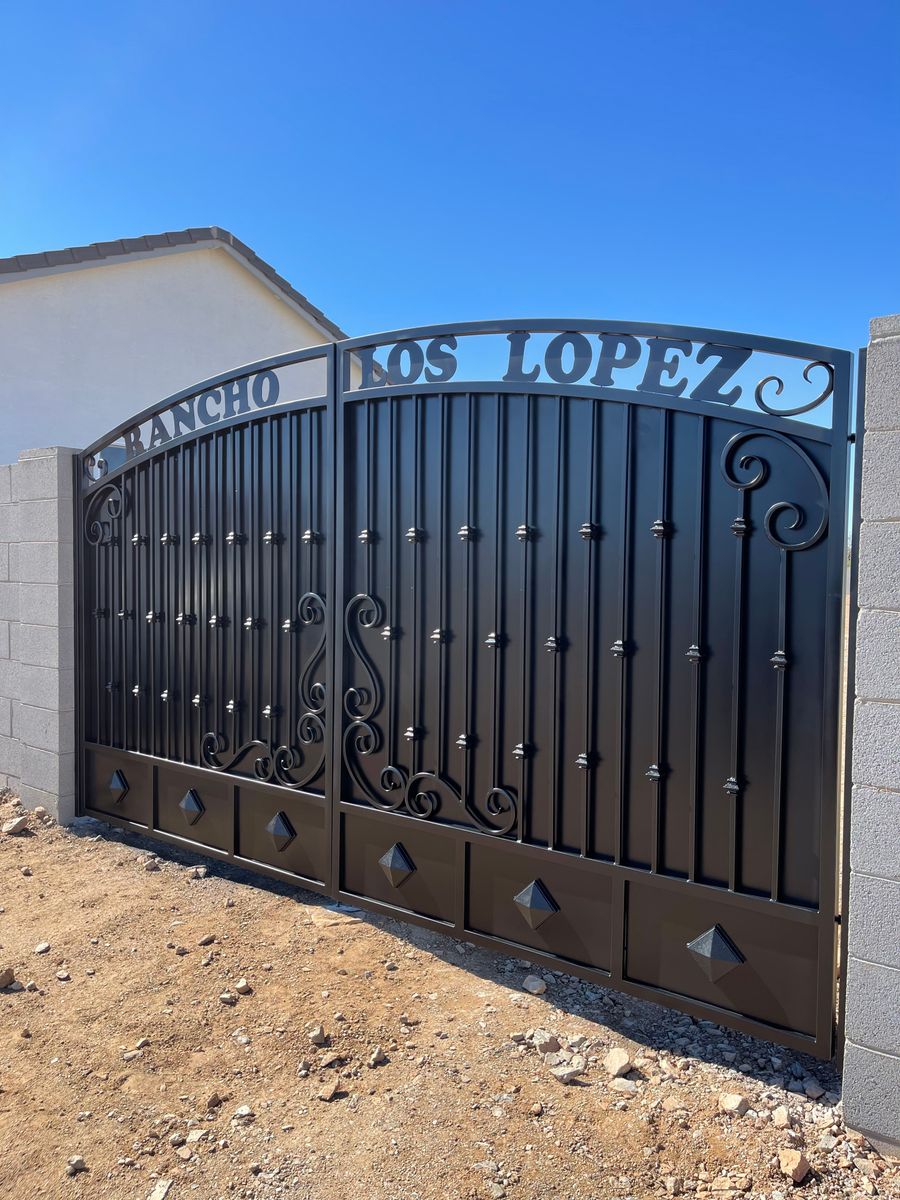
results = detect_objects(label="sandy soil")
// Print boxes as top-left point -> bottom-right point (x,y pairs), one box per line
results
0,797 -> 895,1200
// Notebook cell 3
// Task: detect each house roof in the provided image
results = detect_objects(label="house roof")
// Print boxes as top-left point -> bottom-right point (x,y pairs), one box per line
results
0,226 -> 348,342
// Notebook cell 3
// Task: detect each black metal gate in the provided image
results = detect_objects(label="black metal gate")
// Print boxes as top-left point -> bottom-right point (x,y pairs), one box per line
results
76,321 -> 854,1058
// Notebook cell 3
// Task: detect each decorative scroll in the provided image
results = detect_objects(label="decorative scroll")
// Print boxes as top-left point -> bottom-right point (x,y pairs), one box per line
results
84,481 -> 127,546
720,430 -> 829,551
342,595 -> 517,836
202,591 -> 328,789
754,361 -> 834,419
344,594 -> 383,719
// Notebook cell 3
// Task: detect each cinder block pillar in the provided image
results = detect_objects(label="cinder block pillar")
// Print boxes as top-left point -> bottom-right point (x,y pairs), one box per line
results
0,447 -> 78,821
843,315 -> 900,1154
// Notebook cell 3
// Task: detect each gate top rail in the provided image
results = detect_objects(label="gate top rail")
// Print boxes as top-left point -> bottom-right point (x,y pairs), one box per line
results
337,319 -> 852,440
79,318 -> 854,489
79,342 -> 334,488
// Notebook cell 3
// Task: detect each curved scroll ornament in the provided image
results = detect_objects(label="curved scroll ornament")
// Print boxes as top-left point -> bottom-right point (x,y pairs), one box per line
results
343,593 -> 384,719
754,361 -> 834,419
720,430 -> 829,551
342,727 -> 518,835
341,592 -> 517,834
84,481 -> 128,546
201,593 -> 329,789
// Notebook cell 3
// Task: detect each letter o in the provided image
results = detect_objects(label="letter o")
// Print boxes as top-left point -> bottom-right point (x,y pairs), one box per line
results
544,333 -> 592,385
387,341 -> 425,386
252,370 -> 280,408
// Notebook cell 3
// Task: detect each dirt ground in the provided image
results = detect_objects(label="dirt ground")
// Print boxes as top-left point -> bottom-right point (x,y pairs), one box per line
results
0,797 -> 896,1200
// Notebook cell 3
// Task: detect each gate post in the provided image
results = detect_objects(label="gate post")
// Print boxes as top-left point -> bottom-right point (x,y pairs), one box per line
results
0,446 -> 78,823
843,315 -> 900,1153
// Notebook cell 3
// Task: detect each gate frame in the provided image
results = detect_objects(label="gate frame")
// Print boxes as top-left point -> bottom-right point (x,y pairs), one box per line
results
72,318 -> 858,1060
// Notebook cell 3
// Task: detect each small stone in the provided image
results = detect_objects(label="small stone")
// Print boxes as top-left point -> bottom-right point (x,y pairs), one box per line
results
185,1129 -> 207,1144
772,1105 -> 791,1128
33,806 -> 48,819
804,1079 -> 825,1100
317,1079 -> 341,1102
24,981 -> 37,992
20,866 -> 32,877
232,1105 -> 254,1123
234,978 -> 251,994
190,866 -> 207,879
368,1046 -> 386,1068
665,1177 -> 683,1195
147,1182 -> 174,1200
308,1023 -> 327,1045
609,1077 -> 638,1094
206,1092 -> 223,1109
0,967 -> 15,988
135,1037 -> 150,1049
34,942 -> 50,955
530,1101 -> 544,1116
56,970 -> 71,982
168,1133 -> 185,1147
143,859 -> 160,872
778,1149 -> 810,1184
604,1047 -> 633,1077
65,1155 -> 86,1176
719,1093 -> 749,1116
532,1030 -> 560,1054
550,1055 -> 586,1084
219,991 -> 238,1006
522,975 -> 546,995
174,1146 -> 192,1161
20,1027 -> 31,1038
487,1184 -> 506,1199
2,816 -> 28,835
122,1049 -> 143,1062
198,934 -> 216,946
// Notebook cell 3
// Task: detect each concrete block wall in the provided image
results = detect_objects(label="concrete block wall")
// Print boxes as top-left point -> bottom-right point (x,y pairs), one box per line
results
0,447 -> 78,820
842,314 -> 900,1154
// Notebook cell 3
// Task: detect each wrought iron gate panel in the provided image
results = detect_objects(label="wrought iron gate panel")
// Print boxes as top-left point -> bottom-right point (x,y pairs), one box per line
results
76,322 -> 854,1057
77,346 -> 334,890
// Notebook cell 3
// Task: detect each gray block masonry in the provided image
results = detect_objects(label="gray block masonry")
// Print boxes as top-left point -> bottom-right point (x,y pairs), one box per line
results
0,447 -> 78,821
842,314 -> 900,1155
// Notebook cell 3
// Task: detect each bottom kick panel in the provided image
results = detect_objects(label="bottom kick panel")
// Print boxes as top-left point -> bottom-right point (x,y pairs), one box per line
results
82,745 -> 330,889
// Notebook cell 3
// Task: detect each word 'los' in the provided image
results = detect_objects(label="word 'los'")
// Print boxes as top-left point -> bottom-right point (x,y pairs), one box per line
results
121,370 -> 279,458
356,332 -> 754,405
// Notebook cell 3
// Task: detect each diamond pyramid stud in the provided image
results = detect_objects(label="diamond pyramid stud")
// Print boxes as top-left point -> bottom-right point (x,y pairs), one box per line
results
686,924 -> 744,982
179,788 -> 204,826
513,879 -> 559,930
108,769 -> 128,803
266,810 -> 296,852
378,843 -> 415,888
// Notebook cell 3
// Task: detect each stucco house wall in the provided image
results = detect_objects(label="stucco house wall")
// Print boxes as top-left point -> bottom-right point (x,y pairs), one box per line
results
0,230 -> 344,464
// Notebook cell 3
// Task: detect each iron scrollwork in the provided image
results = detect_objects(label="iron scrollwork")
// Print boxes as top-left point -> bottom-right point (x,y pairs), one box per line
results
754,360 -> 834,419
720,429 -> 829,551
84,481 -> 128,546
202,590 -> 328,789
342,593 -> 518,836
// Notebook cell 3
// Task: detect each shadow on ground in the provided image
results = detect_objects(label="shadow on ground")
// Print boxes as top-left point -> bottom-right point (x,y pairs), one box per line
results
69,815 -> 842,1105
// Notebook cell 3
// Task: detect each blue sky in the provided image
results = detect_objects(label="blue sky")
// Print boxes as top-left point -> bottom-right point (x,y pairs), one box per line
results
1,1 -> 897,351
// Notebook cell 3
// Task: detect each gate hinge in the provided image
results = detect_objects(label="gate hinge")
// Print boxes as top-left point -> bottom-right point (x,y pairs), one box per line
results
834,914 -> 842,925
